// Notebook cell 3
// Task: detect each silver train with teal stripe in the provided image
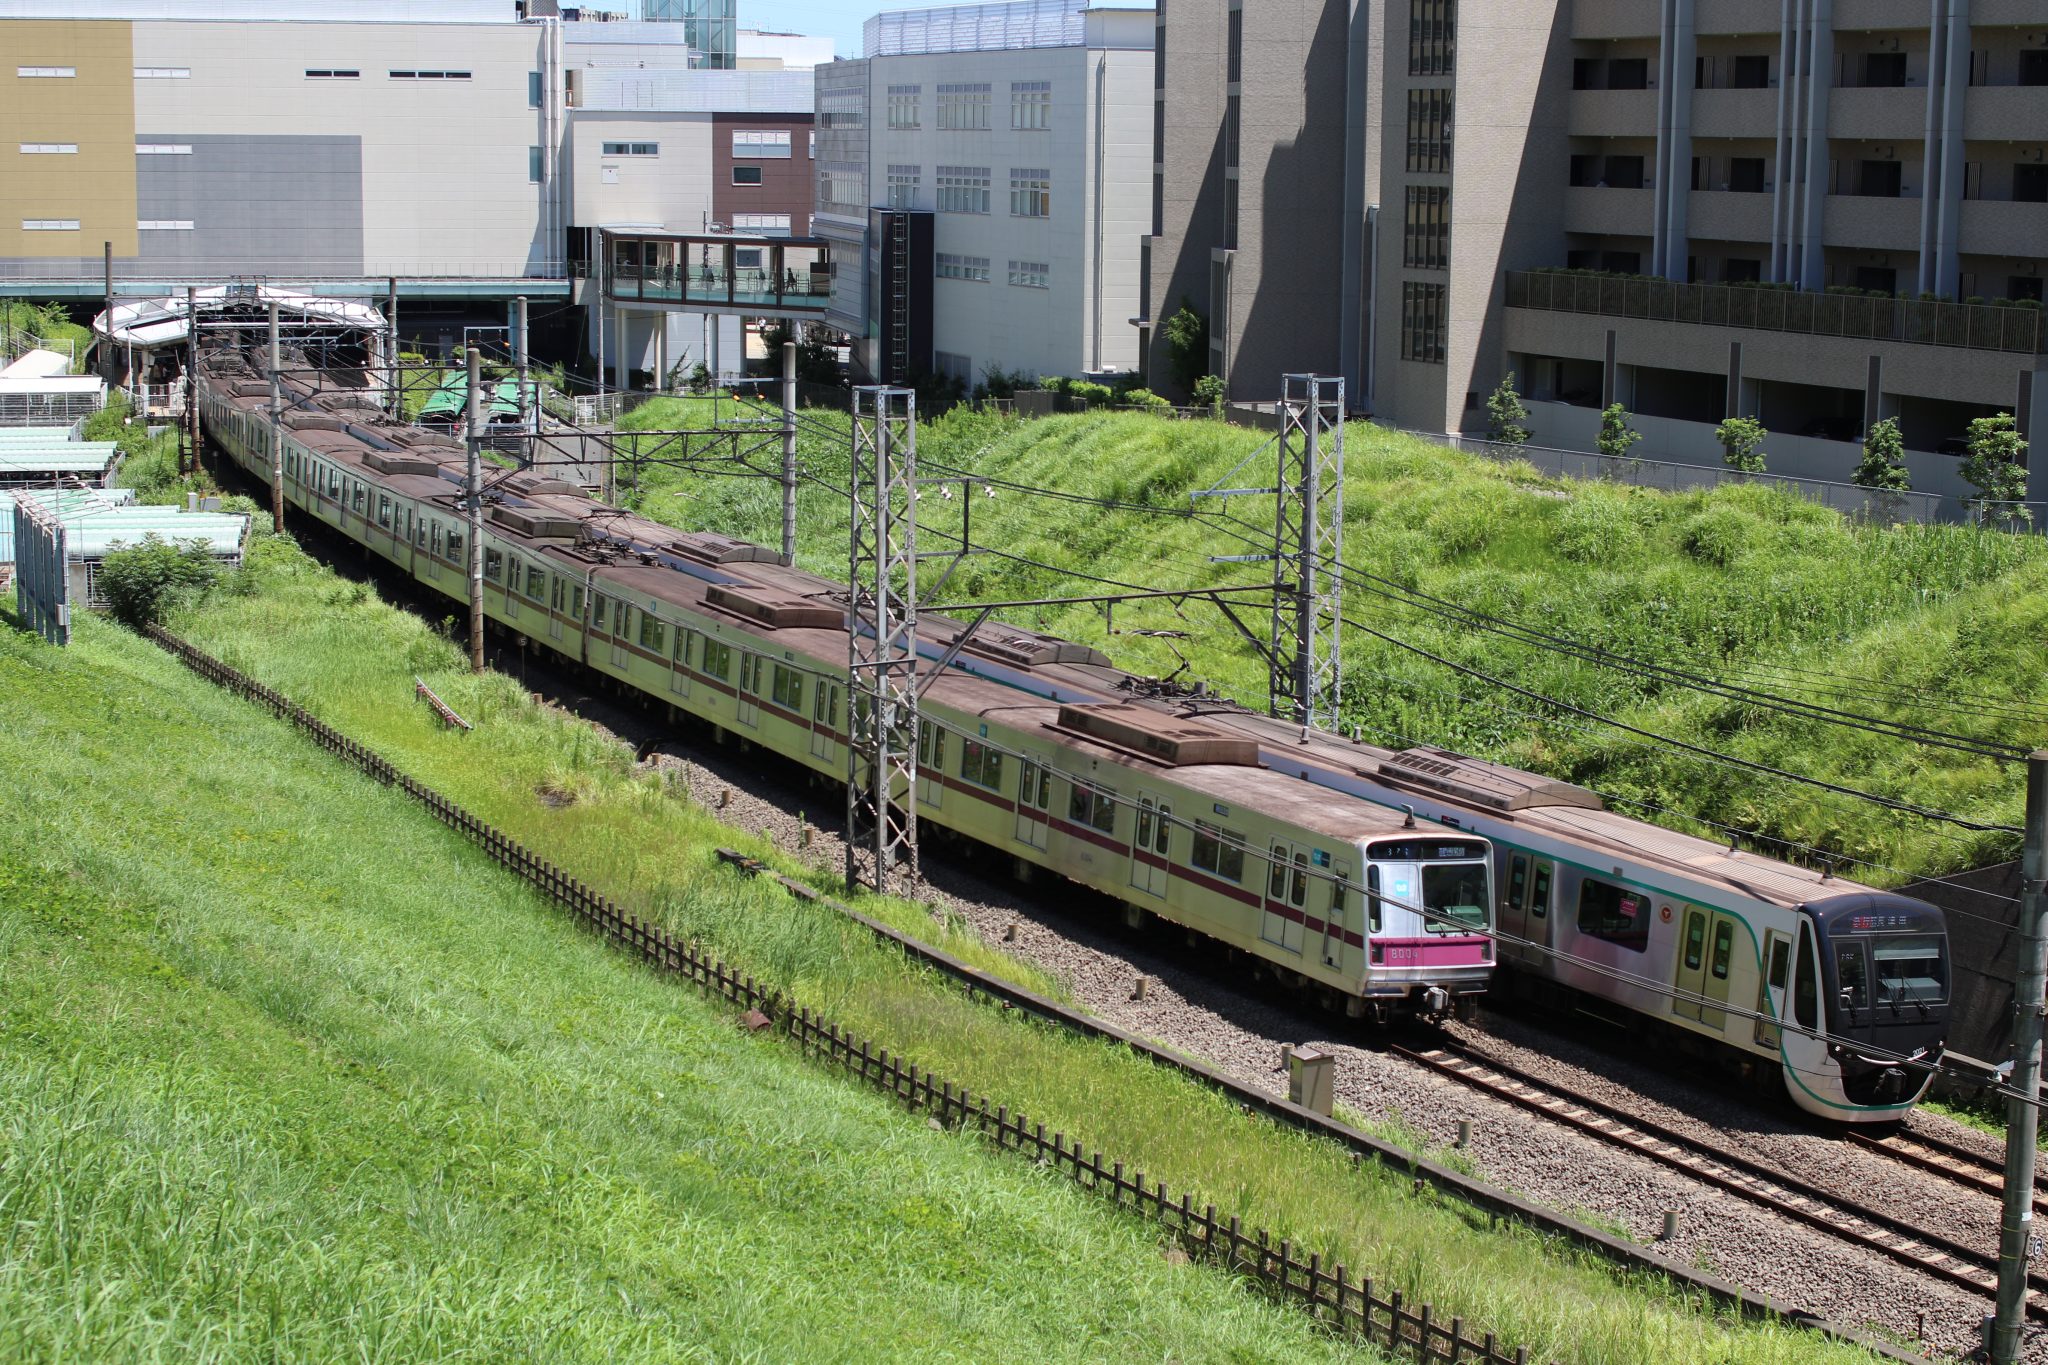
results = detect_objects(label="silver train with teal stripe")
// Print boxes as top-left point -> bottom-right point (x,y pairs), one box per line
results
196,353 -> 1948,1124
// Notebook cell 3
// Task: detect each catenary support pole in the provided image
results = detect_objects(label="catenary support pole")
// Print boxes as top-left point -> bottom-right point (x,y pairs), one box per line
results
780,338 -> 797,566
465,345 -> 485,674
385,277 -> 399,415
267,301 -> 284,533
183,285 -> 198,475
514,295 -> 531,434
1990,750 -> 2048,1364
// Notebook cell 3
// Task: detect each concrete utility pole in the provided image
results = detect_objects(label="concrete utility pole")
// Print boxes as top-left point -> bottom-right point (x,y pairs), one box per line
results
1991,750 -> 2048,1364
183,285 -> 198,475
101,241 -> 113,383
267,300 -> 285,533
514,295 -> 532,434
780,338 -> 797,566
385,276 -> 400,415
465,345 -> 486,673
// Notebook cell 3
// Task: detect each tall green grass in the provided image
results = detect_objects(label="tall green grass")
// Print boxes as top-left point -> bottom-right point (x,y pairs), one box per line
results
619,401 -> 2046,882
0,614 -> 1404,1364
162,533 -> 1894,1364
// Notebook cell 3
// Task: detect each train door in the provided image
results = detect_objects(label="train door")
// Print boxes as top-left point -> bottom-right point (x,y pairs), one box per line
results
610,605 -> 630,670
1013,760 -> 1049,849
1498,853 -> 1530,962
671,628 -> 695,698
1701,911 -> 1737,1030
1320,860 -> 1353,969
1754,930 -> 1792,1051
809,679 -> 839,761
1673,908 -> 1708,1022
428,521 -> 442,580
1832,936 -> 1874,1046
1128,796 -> 1170,897
735,652 -> 762,727
1526,860 -> 1554,965
549,575 -> 566,642
915,722 -> 944,808
1262,841 -> 1308,953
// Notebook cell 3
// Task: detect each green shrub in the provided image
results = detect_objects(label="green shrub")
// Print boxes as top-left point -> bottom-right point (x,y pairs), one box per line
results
1161,297 -> 1208,394
1961,412 -> 2031,526
1851,417 -> 1911,493
1117,387 -> 1172,413
1678,505 -> 1757,567
1551,494 -> 1643,564
1485,373 -> 1531,446
95,535 -> 222,629
1191,375 -> 1226,415
1596,404 -> 1641,459
1714,417 -> 1768,474
1424,500 -> 1500,557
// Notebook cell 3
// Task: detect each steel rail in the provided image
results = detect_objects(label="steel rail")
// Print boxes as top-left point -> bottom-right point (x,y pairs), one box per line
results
1392,1040 -> 2048,1321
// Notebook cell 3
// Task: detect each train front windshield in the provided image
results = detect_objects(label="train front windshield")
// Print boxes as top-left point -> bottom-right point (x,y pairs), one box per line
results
1422,862 -> 1489,934
1869,935 -> 1947,1010
1369,840 -> 1492,935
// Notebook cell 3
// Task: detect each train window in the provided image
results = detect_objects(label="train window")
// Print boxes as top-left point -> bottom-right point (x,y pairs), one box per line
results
1529,863 -> 1551,918
620,606 -> 637,640
447,529 -> 463,562
1290,852 -> 1309,908
352,482 -> 366,512
700,639 -> 731,679
675,628 -> 694,666
1017,761 -> 1051,811
431,522 -> 443,557
738,653 -> 762,694
376,494 -> 391,528
639,612 -> 666,655
526,566 -> 546,601
551,576 -> 565,612
1576,878 -> 1650,951
1709,920 -> 1734,981
1767,938 -> 1790,991
1683,911 -> 1705,971
1423,863 -> 1488,934
1507,854 -> 1527,908
1268,842 -> 1291,900
919,722 -> 947,770
770,663 -> 803,710
1068,782 -> 1115,834
570,585 -> 584,618
960,739 -> 1002,790
1191,824 -> 1244,882
1835,943 -> 1868,1008
1873,935 -> 1946,1004
592,595 -> 609,630
484,549 -> 502,582
1152,802 -> 1171,857
1793,924 -> 1818,1029
1366,864 -> 1384,933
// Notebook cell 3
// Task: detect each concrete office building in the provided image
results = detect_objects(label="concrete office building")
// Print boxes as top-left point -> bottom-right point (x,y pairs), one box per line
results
813,0 -> 1154,388
1142,0 -> 2047,503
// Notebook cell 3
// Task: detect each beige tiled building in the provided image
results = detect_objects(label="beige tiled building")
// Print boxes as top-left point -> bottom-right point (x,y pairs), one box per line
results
1140,0 -> 2047,503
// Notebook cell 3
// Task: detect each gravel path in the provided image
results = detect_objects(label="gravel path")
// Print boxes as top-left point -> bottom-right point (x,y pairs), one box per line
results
492,649 -> 2045,1363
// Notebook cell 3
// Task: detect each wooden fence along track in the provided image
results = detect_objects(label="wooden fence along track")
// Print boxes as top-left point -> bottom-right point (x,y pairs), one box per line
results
143,625 -> 1930,1365
1393,1042 -> 2048,1321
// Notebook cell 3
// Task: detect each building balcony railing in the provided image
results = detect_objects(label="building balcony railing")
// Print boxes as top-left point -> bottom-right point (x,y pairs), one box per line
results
609,264 -> 830,311
1504,270 -> 2047,354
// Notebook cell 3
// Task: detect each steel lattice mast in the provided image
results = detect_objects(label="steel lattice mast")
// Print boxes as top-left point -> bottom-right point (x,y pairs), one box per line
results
1270,374 -> 1346,729
846,386 -> 920,893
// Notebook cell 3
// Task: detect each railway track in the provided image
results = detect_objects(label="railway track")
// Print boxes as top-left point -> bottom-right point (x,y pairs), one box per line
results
1392,1039 -> 2048,1321
1847,1127 -> 2047,1211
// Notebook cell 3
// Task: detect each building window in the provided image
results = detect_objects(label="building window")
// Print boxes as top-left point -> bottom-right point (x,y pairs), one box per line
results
936,253 -> 990,282
732,212 -> 792,232
20,219 -> 80,231
887,83 -> 920,129
138,220 -> 195,230
935,165 -> 990,214
601,141 -> 659,156
732,165 -> 763,185
135,143 -> 192,155
936,82 -> 991,131
306,69 -> 361,79
1408,0 -> 1456,76
16,67 -> 76,78
1406,89 -> 1453,173
1401,281 -> 1447,364
18,143 -> 77,154
1011,80 -> 1050,130
885,164 -> 920,209
133,67 -> 190,79
1007,260 -> 1049,289
389,70 -> 471,80
1403,185 -> 1449,270
529,145 -> 543,183
732,129 -> 792,159
1009,167 -> 1050,217
528,70 -> 543,106
818,162 -> 863,215
934,351 -> 972,385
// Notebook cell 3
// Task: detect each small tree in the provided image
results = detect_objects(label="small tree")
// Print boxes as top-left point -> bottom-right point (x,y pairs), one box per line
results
1715,416 -> 1768,474
1162,297 -> 1209,396
1485,373 -> 1532,446
1192,374 -> 1226,417
1960,412 -> 2032,527
1850,417 -> 1911,491
96,535 -> 222,630
1597,403 -> 1641,460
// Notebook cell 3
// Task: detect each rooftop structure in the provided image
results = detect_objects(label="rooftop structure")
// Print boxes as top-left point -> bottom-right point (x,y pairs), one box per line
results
863,0 -> 1087,57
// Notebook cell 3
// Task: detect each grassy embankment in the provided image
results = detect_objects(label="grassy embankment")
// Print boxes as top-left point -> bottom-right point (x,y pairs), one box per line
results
157,527 -> 1897,1365
0,300 -> 93,372
618,400 -> 2048,885
0,613 -> 1407,1364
